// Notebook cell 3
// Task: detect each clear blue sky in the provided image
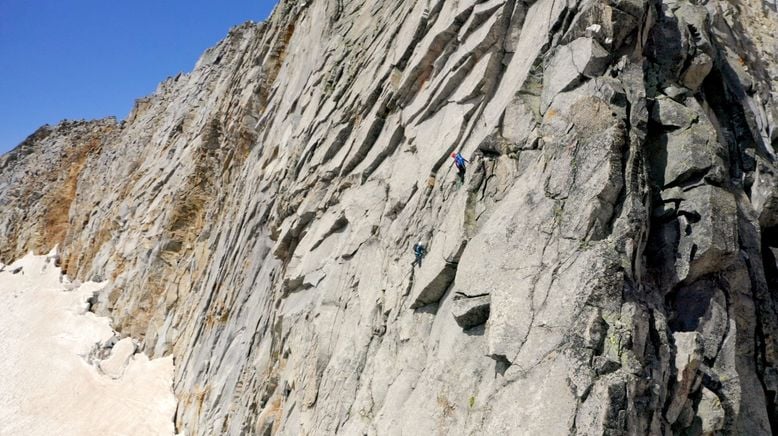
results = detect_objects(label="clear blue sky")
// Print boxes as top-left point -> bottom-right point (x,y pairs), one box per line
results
0,1 -> 277,154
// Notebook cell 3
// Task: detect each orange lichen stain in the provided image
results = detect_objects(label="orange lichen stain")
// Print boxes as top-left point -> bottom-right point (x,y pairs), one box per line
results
417,65 -> 433,91
39,134 -> 103,252
179,384 -> 211,419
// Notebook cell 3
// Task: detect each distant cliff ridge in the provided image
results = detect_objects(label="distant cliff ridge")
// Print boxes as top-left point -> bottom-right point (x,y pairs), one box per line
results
1,0 -> 778,433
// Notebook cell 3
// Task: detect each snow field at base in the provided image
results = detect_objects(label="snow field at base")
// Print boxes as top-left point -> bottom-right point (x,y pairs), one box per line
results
0,251 -> 177,436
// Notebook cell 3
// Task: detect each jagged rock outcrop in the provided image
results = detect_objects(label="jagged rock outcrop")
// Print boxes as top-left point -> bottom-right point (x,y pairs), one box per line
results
0,118 -> 119,261
1,0 -> 777,433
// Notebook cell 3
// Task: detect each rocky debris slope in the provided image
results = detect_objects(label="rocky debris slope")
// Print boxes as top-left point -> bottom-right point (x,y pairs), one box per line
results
0,251 -> 176,436
1,0 -> 778,433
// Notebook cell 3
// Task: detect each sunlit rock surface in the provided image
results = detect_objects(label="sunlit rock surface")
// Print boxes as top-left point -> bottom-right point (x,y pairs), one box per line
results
1,0 -> 777,433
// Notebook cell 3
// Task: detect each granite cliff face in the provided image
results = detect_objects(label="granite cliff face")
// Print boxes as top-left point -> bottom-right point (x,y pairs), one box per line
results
2,0 -> 778,433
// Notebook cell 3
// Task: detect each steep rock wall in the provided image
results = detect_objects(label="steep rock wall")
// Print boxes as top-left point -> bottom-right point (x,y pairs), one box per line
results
0,119 -> 119,261
1,0 -> 778,434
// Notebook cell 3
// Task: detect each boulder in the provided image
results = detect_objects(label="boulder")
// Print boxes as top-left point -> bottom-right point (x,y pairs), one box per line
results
451,293 -> 490,329
651,96 -> 697,129
681,53 -> 714,91
674,185 -> 738,283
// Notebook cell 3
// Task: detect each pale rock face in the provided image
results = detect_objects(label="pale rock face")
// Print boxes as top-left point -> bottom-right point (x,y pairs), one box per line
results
1,0 -> 778,434
541,36 -> 610,111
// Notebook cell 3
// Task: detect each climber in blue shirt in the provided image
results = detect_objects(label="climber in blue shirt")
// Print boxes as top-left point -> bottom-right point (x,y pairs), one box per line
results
451,152 -> 468,183
412,243 -> 426,267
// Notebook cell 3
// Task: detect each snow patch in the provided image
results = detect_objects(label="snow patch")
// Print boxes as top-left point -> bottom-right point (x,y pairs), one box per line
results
0,252 -> 178,436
